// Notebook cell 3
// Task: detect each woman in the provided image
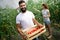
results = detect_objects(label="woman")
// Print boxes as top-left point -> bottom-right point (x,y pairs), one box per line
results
42,4 -> 52,39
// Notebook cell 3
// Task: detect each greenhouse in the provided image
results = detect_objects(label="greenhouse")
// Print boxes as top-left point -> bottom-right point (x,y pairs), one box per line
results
0,0 -> 60,40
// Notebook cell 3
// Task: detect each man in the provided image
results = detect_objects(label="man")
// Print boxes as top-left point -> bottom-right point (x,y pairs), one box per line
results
16,0 -> 43,40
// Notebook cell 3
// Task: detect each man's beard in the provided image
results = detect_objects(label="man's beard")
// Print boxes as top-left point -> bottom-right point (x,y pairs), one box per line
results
20,8 -> 26,13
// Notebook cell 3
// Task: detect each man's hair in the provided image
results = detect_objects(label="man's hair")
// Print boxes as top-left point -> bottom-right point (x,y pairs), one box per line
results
19,0 -> 25,5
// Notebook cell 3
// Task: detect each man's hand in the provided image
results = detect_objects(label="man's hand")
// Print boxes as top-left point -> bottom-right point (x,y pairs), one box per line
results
37,23 -> 43,28
22,35 -> 27,40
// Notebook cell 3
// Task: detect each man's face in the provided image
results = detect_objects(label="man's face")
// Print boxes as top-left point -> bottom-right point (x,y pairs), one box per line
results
19,3 -> 26,12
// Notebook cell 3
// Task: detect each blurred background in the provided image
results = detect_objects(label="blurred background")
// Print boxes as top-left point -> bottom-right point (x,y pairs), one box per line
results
0,0 -> 60,40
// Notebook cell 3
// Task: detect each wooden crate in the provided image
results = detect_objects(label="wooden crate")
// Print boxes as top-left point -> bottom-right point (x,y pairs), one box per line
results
22,25 -> 46,40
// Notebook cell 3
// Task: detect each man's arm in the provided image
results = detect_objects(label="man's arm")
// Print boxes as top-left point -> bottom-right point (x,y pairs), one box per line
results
16,24 -> 27,40
16,24 -> 23,36
32,18 -> 43,27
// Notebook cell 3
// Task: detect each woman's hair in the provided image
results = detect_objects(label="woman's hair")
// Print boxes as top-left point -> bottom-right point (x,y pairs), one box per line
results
42,4 -> 49,9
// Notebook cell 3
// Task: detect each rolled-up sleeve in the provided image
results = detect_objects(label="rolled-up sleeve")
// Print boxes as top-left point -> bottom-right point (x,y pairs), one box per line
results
16,16 -> 20,24
31,12 -> 35,18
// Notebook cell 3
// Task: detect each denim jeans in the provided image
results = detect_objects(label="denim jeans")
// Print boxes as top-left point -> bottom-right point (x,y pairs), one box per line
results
33,37 -> 39,40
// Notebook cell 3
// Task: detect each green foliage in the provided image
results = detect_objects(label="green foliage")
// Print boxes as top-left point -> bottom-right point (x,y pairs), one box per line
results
0,8 -> 18,40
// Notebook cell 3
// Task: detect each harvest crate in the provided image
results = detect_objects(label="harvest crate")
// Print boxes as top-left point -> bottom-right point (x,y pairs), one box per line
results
22,25 -> 46,40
